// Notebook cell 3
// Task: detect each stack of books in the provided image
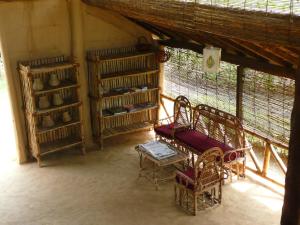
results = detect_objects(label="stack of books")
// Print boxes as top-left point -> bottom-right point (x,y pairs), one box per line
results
139,141 -> 177,160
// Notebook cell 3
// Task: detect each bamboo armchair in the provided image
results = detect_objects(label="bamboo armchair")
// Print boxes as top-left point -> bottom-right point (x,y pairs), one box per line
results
174,104 -> 250,181
175,147 -> 223,215
154,95 -> 192,142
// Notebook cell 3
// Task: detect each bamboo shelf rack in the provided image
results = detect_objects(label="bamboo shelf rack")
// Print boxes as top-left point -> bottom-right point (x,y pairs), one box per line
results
19,56 -> 85,166
87,46 -> 160,148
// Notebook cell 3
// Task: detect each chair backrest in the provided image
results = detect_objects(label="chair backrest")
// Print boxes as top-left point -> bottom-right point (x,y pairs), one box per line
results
194,147 -> 223,191
173,96 -> 192,127
193,104 -> 245,149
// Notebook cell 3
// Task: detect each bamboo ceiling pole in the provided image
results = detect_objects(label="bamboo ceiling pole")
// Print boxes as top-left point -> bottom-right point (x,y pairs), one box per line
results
69,0 -> 93,148
0,32 -> 27,163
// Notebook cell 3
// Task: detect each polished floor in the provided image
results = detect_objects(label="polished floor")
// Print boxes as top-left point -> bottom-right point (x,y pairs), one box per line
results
0,131 -> 283,225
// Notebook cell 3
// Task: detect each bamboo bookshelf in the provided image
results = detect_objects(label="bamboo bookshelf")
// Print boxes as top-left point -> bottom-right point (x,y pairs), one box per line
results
19,56 -> 85,166
87,47 -> 160,148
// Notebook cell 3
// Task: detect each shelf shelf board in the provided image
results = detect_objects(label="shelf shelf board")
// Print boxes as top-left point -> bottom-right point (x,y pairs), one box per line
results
39,137 -> 82,156
35,101 -> 81,115
102,105 -> 158,119
102,88 -> 159,100
102,122 -> 153,139
91,51 -> 155,62
101,68 -> 159,81
20,62 -> 78,75
34,81 -> 79,95
37,120 -> 81,134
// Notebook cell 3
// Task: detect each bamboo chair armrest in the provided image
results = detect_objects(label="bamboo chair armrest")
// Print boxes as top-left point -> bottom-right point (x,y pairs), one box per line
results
154,116 -> 174,126
175,170 -> 195,185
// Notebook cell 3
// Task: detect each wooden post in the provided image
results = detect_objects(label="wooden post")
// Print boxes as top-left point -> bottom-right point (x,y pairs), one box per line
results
281,63 -> 300,225
262,142 -> 271,176
0,28 -> 27,163
158,45 -> 165,120
236,66 -> 244,120
69,0 -> 93,148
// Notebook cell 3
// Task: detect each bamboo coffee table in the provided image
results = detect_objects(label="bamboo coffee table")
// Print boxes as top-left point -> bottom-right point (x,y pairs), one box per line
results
135,140 -> 188,190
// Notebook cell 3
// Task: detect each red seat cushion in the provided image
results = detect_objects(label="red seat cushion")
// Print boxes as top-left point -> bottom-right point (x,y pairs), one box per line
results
154,123 -> 174,139
175,130 -> 236,162
175,167 -> 195,190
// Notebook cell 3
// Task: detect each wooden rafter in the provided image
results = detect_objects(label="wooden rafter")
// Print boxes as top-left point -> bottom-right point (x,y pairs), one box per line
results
230,39 -> 292,67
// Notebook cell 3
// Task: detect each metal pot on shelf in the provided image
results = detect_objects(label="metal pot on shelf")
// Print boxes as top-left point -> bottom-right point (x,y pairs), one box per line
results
33,78 -> 44,91
49,73 -> 60,87
38,96 -> 50,109
52,93 -> 64,106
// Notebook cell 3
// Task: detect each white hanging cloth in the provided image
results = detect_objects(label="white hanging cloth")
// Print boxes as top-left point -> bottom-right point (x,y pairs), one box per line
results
203,47 -> 222,73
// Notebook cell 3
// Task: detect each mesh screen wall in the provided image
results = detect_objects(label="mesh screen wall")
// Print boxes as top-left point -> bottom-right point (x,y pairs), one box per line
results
163,47 -> 294,145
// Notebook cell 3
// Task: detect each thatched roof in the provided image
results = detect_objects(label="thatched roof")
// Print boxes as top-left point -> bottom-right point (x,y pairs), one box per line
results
84,0 -> 300,79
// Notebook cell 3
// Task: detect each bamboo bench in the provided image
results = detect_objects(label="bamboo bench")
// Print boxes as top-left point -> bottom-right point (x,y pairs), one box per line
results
174,104 -> 249,181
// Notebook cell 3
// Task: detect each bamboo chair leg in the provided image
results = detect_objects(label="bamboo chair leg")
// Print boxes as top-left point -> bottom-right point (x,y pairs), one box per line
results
175,185 -> 177,203
229,165 -> 233,183
236,162 -> 240,180
37,157 -> 42,168
81,146 -> 86,155
194,193 -> 197,216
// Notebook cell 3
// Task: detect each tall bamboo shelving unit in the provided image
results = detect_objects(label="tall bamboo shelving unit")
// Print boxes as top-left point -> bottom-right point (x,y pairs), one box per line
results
87,47 -> 160,148
19,56 -> 85,166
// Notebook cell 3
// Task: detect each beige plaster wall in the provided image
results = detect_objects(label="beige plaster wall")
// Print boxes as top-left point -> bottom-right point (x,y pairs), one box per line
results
83,5 -> 152,50
0,0 -> 151,163
0,0 -> 71,163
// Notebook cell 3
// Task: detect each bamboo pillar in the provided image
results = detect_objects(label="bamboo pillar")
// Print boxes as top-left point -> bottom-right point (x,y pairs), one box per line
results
158,45 -> 165,120
262,142 -> 271,176
69,0 -> 93,148
281,63 -> 300,225
236,66 -> 244,120
0,29 -> 27,163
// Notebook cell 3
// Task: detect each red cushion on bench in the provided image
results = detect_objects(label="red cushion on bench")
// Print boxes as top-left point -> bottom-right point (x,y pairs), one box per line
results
154,123 -> 174,139
175,130 -> 212,154
175,130 -> 237,162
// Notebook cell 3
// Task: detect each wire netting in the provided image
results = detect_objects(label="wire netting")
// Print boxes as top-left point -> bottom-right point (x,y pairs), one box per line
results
243,69 -> 295,145
163,47 -> 295,147
164,47 -> 237,115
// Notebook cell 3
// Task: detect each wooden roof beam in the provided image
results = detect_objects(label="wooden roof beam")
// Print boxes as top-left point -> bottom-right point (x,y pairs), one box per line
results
230,39 -> 292,67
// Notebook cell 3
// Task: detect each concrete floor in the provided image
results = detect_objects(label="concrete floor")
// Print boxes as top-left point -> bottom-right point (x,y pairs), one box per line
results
0,131 -> 283,225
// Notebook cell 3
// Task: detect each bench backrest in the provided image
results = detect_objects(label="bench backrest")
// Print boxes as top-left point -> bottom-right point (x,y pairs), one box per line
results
193,104 -> 245,149
173,96 -> 192,127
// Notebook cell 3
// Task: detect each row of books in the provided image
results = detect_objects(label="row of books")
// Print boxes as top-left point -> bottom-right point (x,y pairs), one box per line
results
103,85 -> 149,97
102,102 -> 156,116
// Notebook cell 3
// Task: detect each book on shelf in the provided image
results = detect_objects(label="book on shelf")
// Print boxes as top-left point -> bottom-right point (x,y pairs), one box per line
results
102,109 -> 113,117
108,107 -> 127,115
